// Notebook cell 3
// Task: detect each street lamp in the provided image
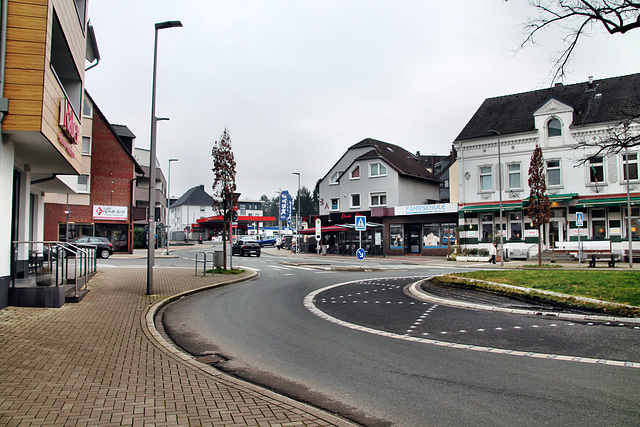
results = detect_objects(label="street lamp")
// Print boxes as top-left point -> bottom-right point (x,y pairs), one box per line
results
147,20 -> 182,296
488,130 -> 504,266
292,172 -> 300,254
165,158 -> 178,255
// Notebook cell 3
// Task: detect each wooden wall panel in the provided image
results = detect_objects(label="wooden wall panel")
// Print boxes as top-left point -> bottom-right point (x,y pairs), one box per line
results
4,67 -> 44,86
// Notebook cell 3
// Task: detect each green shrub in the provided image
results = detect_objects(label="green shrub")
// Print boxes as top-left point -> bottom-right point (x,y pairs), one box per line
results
133,228 -> 146,249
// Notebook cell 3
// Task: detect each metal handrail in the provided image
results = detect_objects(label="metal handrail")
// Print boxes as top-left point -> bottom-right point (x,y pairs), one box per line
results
195,251 -> 215,276
11,240 -> 98,291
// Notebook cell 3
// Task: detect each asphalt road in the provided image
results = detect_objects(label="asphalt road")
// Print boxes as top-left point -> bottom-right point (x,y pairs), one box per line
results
157,252 -> 640,426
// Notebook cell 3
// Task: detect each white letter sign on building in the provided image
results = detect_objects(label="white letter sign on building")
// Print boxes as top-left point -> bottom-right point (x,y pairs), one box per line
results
93,205 -> 128,221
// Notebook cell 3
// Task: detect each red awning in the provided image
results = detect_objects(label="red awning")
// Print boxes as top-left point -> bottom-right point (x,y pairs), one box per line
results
299,225 -> 349,234
196,215 -> 276,224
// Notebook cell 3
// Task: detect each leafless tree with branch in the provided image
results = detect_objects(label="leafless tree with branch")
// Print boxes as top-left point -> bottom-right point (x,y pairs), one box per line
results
514,1 -> 640,83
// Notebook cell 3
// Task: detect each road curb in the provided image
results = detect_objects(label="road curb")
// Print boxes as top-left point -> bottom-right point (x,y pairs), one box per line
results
142,268 -> 358,427
407,276 -> 640,325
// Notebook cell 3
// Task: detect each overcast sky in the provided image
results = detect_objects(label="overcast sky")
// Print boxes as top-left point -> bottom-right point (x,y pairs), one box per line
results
85,1 -> 640,202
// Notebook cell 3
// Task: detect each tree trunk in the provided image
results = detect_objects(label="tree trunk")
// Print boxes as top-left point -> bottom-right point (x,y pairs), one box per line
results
537,224 -> 543,266
222,219 -> 228,270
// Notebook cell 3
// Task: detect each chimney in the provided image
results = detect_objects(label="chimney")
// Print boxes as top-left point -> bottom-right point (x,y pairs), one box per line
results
554,82 -> 563,87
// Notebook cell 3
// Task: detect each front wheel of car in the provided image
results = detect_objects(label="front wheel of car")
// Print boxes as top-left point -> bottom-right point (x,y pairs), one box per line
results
99,249 -> 110,259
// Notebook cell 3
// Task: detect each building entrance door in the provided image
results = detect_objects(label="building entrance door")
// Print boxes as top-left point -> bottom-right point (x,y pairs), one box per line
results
409,225 -> 420,253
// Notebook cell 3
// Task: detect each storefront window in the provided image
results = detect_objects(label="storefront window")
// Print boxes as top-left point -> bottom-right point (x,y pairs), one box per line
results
591,209 -> 607,239
509,211 -> 523,240
422,223 -> 441,247
441,223 -> 456,245
390,224 -> 403,249
625,207 -> 640,239
481,213 -> 493,241
58,223 -> 94,242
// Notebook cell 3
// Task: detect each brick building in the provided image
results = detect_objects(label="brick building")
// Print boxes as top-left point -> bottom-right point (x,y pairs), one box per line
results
44,92 -> 143,253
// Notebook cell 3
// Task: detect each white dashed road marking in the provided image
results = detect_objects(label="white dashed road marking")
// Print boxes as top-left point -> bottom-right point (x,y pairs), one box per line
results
304,278 -> 639,369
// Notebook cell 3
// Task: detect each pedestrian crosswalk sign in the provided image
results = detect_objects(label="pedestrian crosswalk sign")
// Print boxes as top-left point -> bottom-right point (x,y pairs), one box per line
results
355,215 -> 366,231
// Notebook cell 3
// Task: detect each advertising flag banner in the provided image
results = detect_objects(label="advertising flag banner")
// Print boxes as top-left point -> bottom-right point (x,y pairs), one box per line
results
280,191 -> 290,221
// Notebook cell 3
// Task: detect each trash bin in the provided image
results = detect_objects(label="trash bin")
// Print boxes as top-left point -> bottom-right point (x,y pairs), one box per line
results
322,245 -> 327,255
214,250 -> 224,268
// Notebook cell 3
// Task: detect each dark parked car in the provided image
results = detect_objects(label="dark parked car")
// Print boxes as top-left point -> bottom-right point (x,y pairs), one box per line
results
69,237 -> 114,259
232,240 -> 261,257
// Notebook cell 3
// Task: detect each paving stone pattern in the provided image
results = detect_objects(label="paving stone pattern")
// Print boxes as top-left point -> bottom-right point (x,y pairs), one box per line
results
0,268 -> 350,426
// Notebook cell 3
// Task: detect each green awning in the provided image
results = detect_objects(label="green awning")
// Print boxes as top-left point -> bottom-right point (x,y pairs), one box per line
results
522,193 -> 577,206
576,196 -> 640,207
460,202 -> 523,212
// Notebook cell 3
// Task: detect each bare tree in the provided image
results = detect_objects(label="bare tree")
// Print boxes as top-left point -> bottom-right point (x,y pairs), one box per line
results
514,1 -> 640,82
211,127 -> 237,269
574,100 -> 640,161
527,145 -> 551,266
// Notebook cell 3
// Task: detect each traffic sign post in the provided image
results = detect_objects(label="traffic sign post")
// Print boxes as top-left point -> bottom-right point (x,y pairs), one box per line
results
315,218 -> 321,255
355,215 -> 366,260
576,212 -> 583,267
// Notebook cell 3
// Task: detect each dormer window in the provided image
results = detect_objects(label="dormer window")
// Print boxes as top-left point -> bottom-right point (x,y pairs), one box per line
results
350,166 -> 360,179
547,118 -> 562,137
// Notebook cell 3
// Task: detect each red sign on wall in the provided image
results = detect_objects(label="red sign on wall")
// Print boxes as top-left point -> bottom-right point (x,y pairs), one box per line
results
59,97 -> 80,145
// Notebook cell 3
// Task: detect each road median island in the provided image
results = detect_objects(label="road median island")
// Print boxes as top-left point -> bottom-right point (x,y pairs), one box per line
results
430,270 -> 640,318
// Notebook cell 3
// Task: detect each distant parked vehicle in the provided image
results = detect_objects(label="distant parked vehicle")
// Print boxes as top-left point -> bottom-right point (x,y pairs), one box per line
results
257,237 -> 277,247
232,240 -> 261,257
69,237 -> 114,259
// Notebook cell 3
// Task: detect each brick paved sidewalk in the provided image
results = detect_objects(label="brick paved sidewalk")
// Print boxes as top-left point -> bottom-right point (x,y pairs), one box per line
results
0,268 -> 354,426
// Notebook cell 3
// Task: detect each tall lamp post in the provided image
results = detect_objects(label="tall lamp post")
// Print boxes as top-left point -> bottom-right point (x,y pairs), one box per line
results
147,20 -> 182,296
488,130 -> 504,266
624,124 -> 633,267
164,158 -> 178,255
292,172 -> 301,254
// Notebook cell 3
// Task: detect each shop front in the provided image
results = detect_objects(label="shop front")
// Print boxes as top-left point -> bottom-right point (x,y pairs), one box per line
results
380,203 -> 458,256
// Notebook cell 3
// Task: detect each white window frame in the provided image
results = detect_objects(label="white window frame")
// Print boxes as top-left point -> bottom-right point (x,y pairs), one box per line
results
479,165 -> 493,192
588,156 -> 605,185
369,162 -> 387,178
369,192 -> 387,207
83,97 -> 93,118
350,166 -> 360,180
330,198 -> 340,211
547,118 -> 562,137
77,174 -> 89,193
82,136 -> 91,155
350,193 -> 361,208
622,152 -> 639,182
329,171 -> 342,185
546,159 -> 562,187
506,162 -> 521,190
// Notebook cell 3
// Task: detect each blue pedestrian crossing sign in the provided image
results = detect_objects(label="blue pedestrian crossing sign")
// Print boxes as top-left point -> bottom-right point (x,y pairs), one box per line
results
355,215 -> 366,231
356,248 -> 366,260
576,212 -> 584,227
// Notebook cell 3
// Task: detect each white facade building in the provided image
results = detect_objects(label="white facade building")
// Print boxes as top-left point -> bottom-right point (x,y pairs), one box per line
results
454,73 -> 640,259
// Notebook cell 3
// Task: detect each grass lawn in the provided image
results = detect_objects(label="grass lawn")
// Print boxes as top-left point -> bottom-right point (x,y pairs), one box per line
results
446,270 -> 640,309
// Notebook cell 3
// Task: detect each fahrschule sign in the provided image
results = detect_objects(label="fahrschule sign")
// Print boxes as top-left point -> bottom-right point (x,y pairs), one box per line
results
394,203 -> 457,216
